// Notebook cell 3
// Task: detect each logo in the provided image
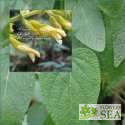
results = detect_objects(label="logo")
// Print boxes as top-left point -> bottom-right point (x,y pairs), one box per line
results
79,104 -> 121,120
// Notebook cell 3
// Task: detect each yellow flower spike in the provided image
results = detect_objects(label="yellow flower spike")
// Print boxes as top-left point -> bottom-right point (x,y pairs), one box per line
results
29,19 -> 66,38
53,14 -> 72,31
29,20 -> 46,29
39,25 -> 66,43
9,34 -> 40,62
22,17 -> 66,44
22,18 -> 39,35
49,15 -> 62,29
42,25 -> 66,36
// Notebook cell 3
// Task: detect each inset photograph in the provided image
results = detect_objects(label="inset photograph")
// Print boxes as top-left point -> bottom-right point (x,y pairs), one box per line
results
9,10 -> 72,72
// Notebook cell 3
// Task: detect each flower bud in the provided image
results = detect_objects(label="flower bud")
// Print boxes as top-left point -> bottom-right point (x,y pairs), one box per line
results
39,25 -> 66,44
22,18 -> 66,44
49,15 -> 62,29
29,20 -> 46,29
53,14 -> 72,31
22,18 -> 39,35
9,34 -> 40,62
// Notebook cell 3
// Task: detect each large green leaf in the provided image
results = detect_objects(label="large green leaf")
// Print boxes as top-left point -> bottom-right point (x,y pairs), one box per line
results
65,0 -> 105,52
96,4 -> 125,98
0,48 -> 34,125
27,79 -> 55,125
31,0 -> 55,9
0,0 -> 9,47
9,0 -> 32,9
96,0 -> 123,17
96,0 -> 125,67
0,0 -> 10,31
27,103 -> 49,125
39,48 -> 101,125
112,10 -> 125,67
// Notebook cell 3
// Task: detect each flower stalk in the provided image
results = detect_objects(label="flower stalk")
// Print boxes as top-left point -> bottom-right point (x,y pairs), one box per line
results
10,10 -> 45,23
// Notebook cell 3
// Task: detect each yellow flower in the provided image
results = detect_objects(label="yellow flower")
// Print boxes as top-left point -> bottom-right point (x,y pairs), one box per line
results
49,15 -> 62,29
24,19 -> 66,44
39,25 -> 66,44
52,14 -> 72,31
29,20 -> 46,29
22,18 -> 38,35
9,34 -> 40,62
10,23 -> 14,33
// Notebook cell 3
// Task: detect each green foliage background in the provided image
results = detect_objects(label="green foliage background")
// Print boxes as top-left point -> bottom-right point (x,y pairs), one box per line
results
0,0 -> 125,125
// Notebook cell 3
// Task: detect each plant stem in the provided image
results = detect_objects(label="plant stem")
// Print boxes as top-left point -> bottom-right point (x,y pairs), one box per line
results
54,0 -> 65,9
9,10 -> 45,23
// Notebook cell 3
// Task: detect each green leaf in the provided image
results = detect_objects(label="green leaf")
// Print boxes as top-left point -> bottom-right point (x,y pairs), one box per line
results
39,48 -> 101,125
113,11 -> 125,67
96,7 -> 125,98
0,47 -> 34,125
31,0 -> 55,9
27,103 -> 49,125
9,0 -> 32,9
0,1 -> 9,31
65,0 -> 105,52
96,0 -> 123,17
44,114 -> 55,125
27,79 -> 55,125
54,0 -> 64,9
0,0 -> 9,47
